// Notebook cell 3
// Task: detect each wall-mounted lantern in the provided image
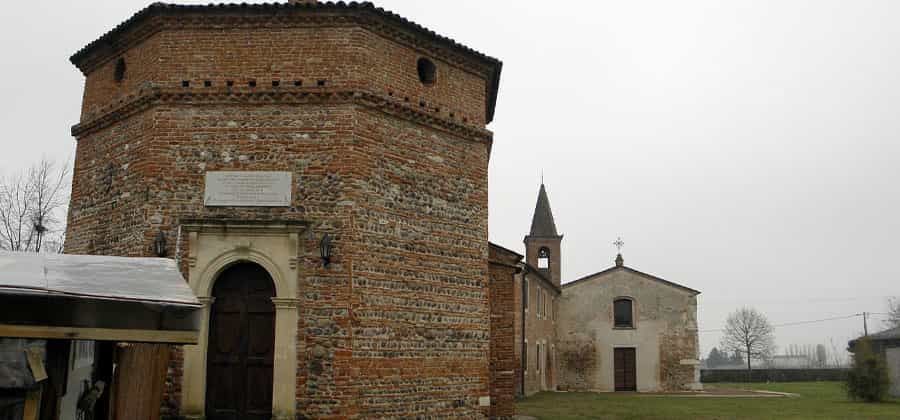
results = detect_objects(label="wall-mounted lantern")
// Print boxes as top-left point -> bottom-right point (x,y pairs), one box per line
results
319,233 -> 333,267
153,229 -> 167,258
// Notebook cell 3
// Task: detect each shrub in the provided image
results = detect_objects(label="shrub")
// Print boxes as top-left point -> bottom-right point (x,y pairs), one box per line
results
845,338 -> 890,402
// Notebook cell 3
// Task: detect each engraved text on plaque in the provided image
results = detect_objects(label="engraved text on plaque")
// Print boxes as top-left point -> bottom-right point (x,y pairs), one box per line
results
204,171 -> 292,207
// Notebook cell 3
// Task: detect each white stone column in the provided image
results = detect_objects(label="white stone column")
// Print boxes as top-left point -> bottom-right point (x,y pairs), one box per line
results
271,297 -> 301,420
182,296 -> 214,419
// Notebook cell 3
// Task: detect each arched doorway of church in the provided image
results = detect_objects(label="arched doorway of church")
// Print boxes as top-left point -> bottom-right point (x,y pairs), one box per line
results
205,262 -> 276,420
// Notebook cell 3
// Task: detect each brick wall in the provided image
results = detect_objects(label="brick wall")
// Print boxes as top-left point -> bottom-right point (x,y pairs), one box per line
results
488,244 -> 521,418
76,10 -> 491,127
67,4 -> 501,418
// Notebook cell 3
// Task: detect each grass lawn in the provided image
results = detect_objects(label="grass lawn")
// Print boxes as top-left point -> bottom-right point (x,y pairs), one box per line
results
516,382 -> 900,419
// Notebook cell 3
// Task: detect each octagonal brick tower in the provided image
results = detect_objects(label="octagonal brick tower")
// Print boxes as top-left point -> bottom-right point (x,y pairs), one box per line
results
66,2 -> 502,418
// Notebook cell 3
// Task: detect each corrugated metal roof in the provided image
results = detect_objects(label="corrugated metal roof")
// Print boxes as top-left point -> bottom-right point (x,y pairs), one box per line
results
868,326 -> 900,341
0,252 -> 199,307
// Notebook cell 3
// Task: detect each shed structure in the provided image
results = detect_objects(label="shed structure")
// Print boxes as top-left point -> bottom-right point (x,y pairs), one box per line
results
0,252 -> 201,420
849,326 -> 900,398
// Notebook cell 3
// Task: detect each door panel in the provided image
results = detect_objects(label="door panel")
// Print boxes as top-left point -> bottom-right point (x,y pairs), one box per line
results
614,348 -> 636,391
206,263 -> 276,420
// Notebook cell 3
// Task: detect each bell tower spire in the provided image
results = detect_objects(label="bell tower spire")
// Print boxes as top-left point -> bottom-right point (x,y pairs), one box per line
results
524,183 -> 563,287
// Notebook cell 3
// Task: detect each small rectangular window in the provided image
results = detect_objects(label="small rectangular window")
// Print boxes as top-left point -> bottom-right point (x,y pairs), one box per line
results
523,279 -> 529,310
538,288 -> 544,319
544,291 -> 548,318
541,290 -> 547,319
550,298 -> 556,321
614,299 -> 634,328
549,296 -> 554,321
540,290 -> 543,318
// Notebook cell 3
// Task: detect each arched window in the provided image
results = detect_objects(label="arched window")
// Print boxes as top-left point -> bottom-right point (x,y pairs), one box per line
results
538,247 -> 550,269
614,298 -> 634,328
417,57 -> 436,85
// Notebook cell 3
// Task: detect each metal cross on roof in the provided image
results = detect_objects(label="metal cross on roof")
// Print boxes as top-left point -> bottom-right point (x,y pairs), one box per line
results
613,237 -> 625,253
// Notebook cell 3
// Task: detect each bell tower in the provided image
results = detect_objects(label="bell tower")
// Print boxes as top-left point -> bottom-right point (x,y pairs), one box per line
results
524,183 -> 563,287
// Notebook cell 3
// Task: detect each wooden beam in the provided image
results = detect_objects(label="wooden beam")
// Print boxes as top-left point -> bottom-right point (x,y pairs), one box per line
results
0,324 -> 198,344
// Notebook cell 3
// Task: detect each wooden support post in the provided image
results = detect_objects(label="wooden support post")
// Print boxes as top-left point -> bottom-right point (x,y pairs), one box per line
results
110,343 -> 172,420
23,388 -> 42,420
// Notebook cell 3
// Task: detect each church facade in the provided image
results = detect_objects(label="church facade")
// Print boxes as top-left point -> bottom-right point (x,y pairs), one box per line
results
499,184 -> 702,396
557,258 -> 702,392
66,1 -> 502,418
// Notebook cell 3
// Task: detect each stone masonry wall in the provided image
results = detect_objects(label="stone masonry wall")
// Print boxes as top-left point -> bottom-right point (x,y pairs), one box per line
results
349,107 -> 491,418
66,110 -> 156,257
67,6 -> 499,419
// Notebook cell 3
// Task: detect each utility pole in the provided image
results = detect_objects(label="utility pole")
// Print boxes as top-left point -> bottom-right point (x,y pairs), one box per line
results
863,312 -> 869,336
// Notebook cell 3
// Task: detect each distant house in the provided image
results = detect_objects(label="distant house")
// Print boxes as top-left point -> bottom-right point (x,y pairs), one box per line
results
849,327 -> 900,398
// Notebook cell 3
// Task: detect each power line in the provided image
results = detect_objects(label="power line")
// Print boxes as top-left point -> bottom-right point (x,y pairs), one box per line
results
699,313 -> 863,333
775,314 -> 862,329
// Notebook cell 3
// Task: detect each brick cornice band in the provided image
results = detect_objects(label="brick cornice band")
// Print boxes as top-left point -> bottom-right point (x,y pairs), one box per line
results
71,87 -> 494,143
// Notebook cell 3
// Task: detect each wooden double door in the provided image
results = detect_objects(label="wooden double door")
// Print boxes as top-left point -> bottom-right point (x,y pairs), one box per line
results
614,348 -> 637,392
206,263 -> 276,420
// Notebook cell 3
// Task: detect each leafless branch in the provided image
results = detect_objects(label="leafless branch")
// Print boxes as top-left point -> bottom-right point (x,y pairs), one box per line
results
720,307 -> 776,375
0,158 -> 70,253
888,298 -> 900,329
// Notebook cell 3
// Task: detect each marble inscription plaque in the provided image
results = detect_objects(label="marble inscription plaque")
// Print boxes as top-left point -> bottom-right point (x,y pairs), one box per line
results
204,171 -> 292,207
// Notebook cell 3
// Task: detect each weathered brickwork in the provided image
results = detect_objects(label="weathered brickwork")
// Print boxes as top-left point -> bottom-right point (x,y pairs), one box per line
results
66,2 -> 501,419
488,244 -> 522,419
76,10 -> 492,127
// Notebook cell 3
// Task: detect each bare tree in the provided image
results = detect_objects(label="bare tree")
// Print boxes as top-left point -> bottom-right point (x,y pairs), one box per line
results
720,307 -> 776,380
0,158 -> 70,253
828,338 -> 850,368
888,298 -> 899,329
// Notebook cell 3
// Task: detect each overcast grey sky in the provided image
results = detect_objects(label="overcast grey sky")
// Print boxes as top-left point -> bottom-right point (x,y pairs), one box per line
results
2,0 -> 898,358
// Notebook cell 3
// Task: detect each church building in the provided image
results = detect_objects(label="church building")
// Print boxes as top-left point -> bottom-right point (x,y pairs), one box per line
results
500,184 -> 702,396
66,1 -> 502,418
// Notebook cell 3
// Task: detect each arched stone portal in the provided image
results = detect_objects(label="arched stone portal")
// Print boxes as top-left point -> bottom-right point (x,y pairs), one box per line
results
206,262 -> 276,419
180,221 -> 305,420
